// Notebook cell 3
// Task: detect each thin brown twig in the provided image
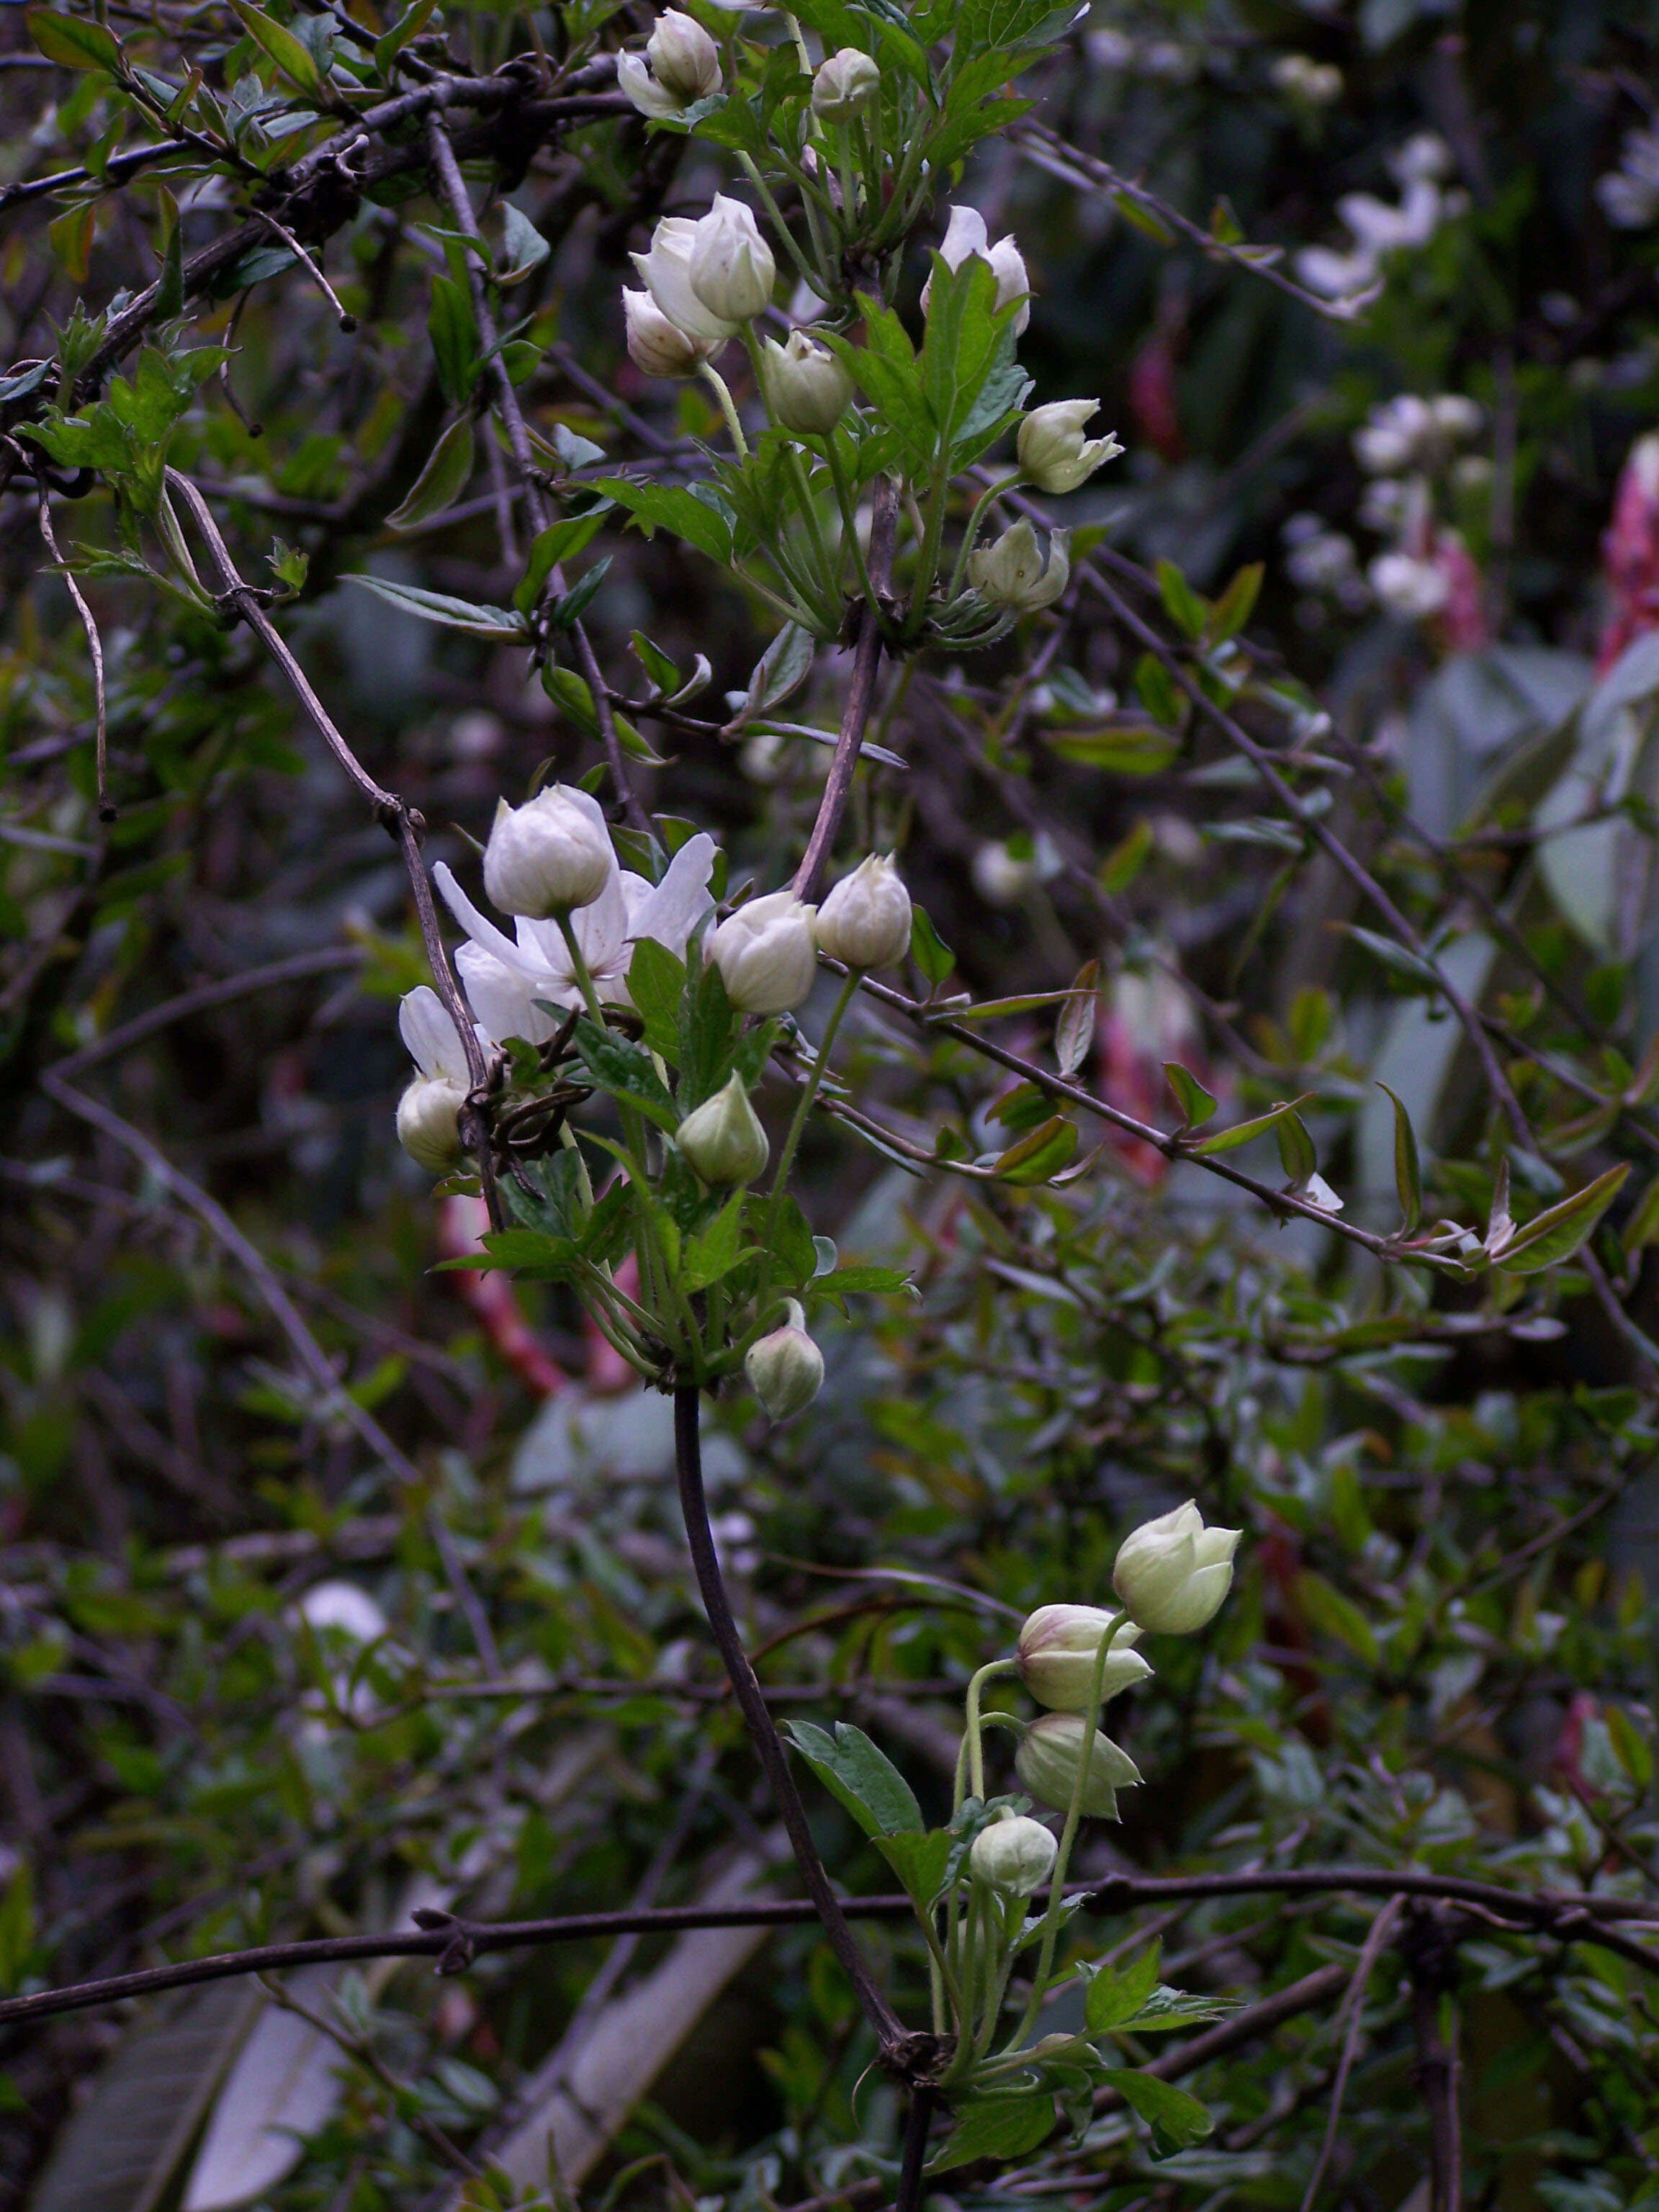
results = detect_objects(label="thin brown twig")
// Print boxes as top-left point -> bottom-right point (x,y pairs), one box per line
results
1298,1895 -> 1406,2211
34,474 -> 110,820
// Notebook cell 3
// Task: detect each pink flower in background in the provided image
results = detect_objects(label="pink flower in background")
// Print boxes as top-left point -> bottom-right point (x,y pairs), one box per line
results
1098,963 -> 1205,1187
1430,527 -> 1489,654
1597,431 -> 1659,673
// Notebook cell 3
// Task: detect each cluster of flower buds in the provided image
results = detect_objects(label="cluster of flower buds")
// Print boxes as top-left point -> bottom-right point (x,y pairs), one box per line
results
711,855 -> 912,1013
619,9 -> 722,120
628,197 -> 777,371
1353,392 -> 1482,477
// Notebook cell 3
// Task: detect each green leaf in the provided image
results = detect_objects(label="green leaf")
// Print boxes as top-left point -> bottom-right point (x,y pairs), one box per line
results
1491,1161 -> 1630,1274
497,202 -> 550,286
154,208 -> 185,322
593,477 -> 735,567
571,1020 -> 680,1133
1190,1094 -> 1313,1156
1099,2071 -> 1213,2156
628,938 -> 685,1064
677,952 -> 742,1111
812,1263 -> 912,1297
228,0 -> 321,93
873,1827 -> 953,1910
1163,1063 -> 1218,1130
780,1719 -> 922,1837
1274,1108 -> 1317,1191
1133,654 -> 1185,729
342,573 -> 526,638
928,2090 -> 1055,2172
1341,925 -> 1441,989
919,250 -> 1014,450
1295,1570 -> 1379,1667
428,274 -> 480,408
515,512 -> 608,614
1206,561 -> 1263,644
1622,1171 -> 1659,1255
1606,1704 -> 1653,1789
681,1192 -> 747,1292
28,9 -> 123,71
737,623 -> 815,725
48,203 -> 96,284
992,1116 -> 1078,1185
1378,1082 -> 1423,1236
1055,961 -> 1098,1079
387,416 -> 475,530
0,1862 -> 35,1993
1156,559 -> 1208,641
909,904 -> 956,988
1116,1984 -> 1235,2033
1086,1941 -> 1163,2034
375,0 -> 435,72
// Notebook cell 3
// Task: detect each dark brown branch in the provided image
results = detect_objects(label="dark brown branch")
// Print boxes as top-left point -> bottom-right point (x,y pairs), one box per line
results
673,1384 -> 925,2080
893,2085 -> 938,2212
793,478 -> 900,905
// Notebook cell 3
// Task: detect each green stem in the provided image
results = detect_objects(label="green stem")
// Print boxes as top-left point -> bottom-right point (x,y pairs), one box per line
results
698,362 -> 748,459
736,154 -> 819,291
825,438 -> 880,613
907,462 -> 950,626
948,472 -> 1020,603
1006,1614 -> 1127,2052
960,1658 -> 1019,1812
784,445 -> 842,627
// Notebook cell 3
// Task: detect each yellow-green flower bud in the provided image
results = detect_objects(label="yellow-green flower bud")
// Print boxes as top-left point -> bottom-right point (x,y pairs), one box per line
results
1015,1712 -> 1141,1819
1016,400 -> 1122,495
968,1812 -> 1057,1897
1111,1500 -> 1240,1634
675,1071 -> 769,1186
1015,1604 -> 1151,1712
744,1299 -> 824,1421
968,519 -> 1070,613
811,47 -> 881,122
759,329 -> 854,436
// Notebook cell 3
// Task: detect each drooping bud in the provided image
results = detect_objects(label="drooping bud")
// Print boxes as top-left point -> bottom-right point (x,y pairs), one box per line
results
812,46 -> 881,122
396,1075 -> 466,1173
969,1812 -> 1058,1897
759,329 -> 854,436
921,205 -> 1031,333
744,1299 -> 824,1421
676,1071 -> 770,1186
1015,1713 -> 1140,1820
624,288 -> 719,379
632,217 -> 740,346
814,854 -> 912,970
483,786 -> 614,919
968,519 -> 1070,613
710,889 -> 819,1012
1017,400 -> 1123,495
688,194 -> 776,325
1015,1604 -> 1152,1712
1111,1500 -> 1240,1635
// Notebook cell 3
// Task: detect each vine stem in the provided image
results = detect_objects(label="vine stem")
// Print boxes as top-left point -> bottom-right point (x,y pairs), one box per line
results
893,2083 -> 938,2212
793,476 -> 899,903
672,1385 -> 913,2072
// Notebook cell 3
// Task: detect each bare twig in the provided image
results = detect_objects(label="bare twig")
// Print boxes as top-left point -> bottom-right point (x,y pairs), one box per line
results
893,2085 -> 938,2212
1298,1895 -> 1406,2211
34,474 -> 110,819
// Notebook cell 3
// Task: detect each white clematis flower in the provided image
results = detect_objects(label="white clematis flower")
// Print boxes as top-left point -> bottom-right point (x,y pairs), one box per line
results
921,204 -> 1031,333
631,216 -> 740,346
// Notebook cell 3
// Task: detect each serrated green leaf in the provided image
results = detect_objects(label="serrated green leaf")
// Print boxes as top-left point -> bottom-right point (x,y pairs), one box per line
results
593,477 -> 734,567
928,2090 -> 1056,2173
1086,1941 -> 1162,2033
1100,2070 -> 1213,2156
571,1020 -> 679,1133
781,1719 -> 922,1838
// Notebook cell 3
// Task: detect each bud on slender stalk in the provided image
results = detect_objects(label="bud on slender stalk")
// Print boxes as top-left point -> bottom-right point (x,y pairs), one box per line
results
483,786 -> 614,919
1111,1500 -> 1241,1634
968,518 -> 1071,612
1016,1604 -> 1151,1712
811,46 -> 881,121
969,1812 -> 1058,1897
814,854 -> 912,970
688,194 -> 776,325
745,1300 -> 824,1421
624,289 -> 719,378
676,1071 -> 769,1186
710,889 -> 819,1012
759,329 -> 854,436
1015,1712 -> 1141,1819
1017,400 -> 1123,495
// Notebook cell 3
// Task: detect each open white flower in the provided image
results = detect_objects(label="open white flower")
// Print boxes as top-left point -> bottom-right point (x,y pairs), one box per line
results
921,204 -> 1030,332
436,822 -> 717,1043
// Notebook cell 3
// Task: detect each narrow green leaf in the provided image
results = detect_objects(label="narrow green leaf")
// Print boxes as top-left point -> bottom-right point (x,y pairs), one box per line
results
1378,1082 -> 1422,1236
514,513 -> 608,614
1054,960 -> 1099,1079
909,904 -> 956,988
1491,1161 -> 1630,1275
387,416 -> 475,530
1622,1171 -> 1659,1255
228,0 -> 321,93
342,573 -> 526,637
992,1116 -> 1078,1185
1162,1062 -> 1218,1130
1205,560 -> 1263,644
1190,1094 -> 1313,1156
1274,1109 -> 1317,1191
1155,558 -> 1208,641
28,9 -> 123,71
1295,1570 -> 1380,1666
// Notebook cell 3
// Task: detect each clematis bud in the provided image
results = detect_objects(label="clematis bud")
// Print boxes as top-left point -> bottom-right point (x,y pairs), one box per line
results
969,1812 -> 1058,1897
814,854 -> 912,969
632,217 -> 739,346
745,1300 -> 824,1421
1017,400 -> 1123,495
1015,1712 -> 1141,1820
921,205 -> 1031,333
688,194 -> 775,325
624,288 -> 719,378
652,10 -> 721,98
759,329 -> 854,436
971,840 -> 1034,907
1016,1604 -> 1152,1712
483,786 -> 613,919
812,46 -> 881,121
710,888 -> 819,1012
676,1071 -> 769,1186
397,1076 -> 465,1173
1111,1500 -> 1240,1635
968,518 -> 1070,612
